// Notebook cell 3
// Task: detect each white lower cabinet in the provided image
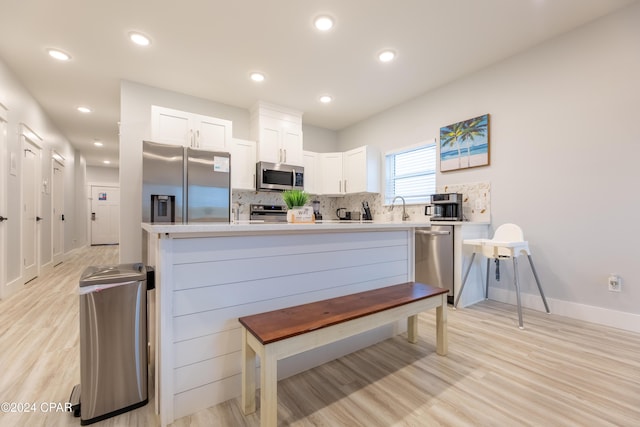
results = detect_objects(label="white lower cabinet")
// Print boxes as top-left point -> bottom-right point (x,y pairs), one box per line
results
230,138 -> 256,190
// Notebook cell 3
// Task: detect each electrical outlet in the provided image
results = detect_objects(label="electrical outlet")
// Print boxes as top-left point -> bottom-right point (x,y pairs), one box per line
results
608,274 -> 622,292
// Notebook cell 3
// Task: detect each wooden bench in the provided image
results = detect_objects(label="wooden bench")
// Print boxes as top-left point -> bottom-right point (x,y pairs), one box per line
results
238,281 -> 448,427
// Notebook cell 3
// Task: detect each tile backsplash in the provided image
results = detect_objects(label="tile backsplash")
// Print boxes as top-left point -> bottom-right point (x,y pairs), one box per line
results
232,180 -> 491,223
437,181 -> 491,223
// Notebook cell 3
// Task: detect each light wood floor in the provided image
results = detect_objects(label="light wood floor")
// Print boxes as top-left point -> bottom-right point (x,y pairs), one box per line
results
1,245 -> 639,426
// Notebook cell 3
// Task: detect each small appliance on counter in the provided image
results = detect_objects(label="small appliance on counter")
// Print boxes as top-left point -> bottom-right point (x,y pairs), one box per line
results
336,208 -> 350,220
312,200 -> 322,220
425,193 -> 463,221
362,201 -> 373,220
250,204 -> 288,222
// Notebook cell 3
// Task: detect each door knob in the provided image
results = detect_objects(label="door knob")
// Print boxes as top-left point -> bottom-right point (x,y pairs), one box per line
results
91,212 -> 96,221
61,214 -> 65,221
0,216 -> 7,222
36,216 -> 43,221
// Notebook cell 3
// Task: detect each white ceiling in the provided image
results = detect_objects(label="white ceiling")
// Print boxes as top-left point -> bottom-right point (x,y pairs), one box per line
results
0,0 -> 636,167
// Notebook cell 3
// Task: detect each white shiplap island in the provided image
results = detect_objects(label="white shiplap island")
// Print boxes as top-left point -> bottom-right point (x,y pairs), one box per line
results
143,221 -> 427,426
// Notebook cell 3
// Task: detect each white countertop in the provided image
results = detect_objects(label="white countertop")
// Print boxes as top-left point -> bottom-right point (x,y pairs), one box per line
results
141,220 -> 489,235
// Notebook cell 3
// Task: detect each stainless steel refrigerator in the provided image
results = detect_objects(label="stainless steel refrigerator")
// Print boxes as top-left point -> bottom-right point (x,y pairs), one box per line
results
142,140 -> 231,223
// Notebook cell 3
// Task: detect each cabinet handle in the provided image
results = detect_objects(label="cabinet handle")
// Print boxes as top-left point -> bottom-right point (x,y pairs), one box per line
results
196,130 -> 200,148
339,180 -> 342,193
284,149 -> 287,163
344,180 -> 347,193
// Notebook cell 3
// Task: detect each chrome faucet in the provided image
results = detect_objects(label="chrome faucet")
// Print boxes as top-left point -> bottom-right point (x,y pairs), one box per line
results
391,196 -> 410,221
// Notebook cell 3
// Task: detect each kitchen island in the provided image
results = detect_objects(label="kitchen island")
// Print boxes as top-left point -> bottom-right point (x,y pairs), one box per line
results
143,221 -> 486,426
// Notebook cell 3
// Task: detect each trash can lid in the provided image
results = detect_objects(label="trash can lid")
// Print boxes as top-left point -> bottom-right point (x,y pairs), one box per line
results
79,263 -> 147,287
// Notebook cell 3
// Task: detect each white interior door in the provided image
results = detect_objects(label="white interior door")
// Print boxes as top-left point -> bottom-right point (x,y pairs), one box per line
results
22,139 -> 41,283
52,160 -> 64,265
0,106 -> 8,297
91,185 -> 120,245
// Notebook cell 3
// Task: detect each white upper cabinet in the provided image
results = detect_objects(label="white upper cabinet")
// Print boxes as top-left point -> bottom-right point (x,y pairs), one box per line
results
302,151 -> 319,194
250,102 -> 303,166
343,145 -> 380,194
312,146 -> 380,196
230,138 -> 256,190
319,152 -> 344,195
151,105 -> 232,151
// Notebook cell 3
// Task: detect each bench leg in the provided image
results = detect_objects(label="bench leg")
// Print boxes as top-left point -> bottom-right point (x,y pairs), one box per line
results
260,346 -> 278,427
241,327 -> 256,415
436,294 -> 448,356
407,315 -> 418,344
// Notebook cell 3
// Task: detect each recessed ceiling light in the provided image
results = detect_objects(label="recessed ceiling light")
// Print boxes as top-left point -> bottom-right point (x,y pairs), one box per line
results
93,141 -> 103,147
47,49 -> 71,61
129,32 -> 151,46
103,160 -> 111,165
77,106 -> 92,113
250,72 -> 265,82
314,16 -> 334,31
319,95 -> 333,104
378,50 -> 396,63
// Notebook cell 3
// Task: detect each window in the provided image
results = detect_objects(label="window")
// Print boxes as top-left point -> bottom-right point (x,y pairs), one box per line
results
385,141 -> 436,205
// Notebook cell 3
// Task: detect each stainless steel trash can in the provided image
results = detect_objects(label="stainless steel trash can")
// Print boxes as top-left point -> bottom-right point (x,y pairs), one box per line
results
77,263 -> 148,425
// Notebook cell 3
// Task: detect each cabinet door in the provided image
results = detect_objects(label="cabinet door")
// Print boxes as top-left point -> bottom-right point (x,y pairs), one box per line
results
303,151 -> 319,194
257,117 -> 281,163
343,147 -> 366,193
151,106 -> 192,146
343,145 -> 380,194
230,138 -> 256,190
196,115 -> 232,151
281,124 -> 303,166
319,152 -> 344,195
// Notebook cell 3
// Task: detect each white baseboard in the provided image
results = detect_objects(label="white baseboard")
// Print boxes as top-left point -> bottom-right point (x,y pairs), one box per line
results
488,287 -> 640,334
1,275 -> 23,300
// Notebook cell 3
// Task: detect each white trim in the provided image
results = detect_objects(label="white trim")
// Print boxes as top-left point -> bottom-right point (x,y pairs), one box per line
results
0,105 -> 7,298
20,132 -> 43,284
488,287 -> 640,334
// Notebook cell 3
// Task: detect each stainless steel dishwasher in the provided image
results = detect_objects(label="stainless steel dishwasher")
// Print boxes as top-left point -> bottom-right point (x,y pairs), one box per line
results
415,226 -> 454,304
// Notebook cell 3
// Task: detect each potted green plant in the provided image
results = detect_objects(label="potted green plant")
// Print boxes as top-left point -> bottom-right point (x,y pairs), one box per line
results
282,189 -> 309,210
282,190 -> 309,222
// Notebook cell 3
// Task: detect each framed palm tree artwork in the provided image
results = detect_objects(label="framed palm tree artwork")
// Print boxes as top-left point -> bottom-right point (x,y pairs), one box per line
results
439,114 -> 490,172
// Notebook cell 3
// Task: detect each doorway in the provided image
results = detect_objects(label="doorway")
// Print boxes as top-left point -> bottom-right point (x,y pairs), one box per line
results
52,157 -> 65,266
90,185 -> 120,245
22,133 -> 42,284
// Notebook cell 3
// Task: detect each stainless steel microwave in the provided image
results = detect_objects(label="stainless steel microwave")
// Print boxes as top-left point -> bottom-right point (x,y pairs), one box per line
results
256,161 -> 304,191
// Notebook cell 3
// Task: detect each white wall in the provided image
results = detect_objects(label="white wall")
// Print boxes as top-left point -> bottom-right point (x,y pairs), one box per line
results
87,165 -> 119,185
0,57 -> 86,297
301,124 -> 339,152
339,3 -> 640,319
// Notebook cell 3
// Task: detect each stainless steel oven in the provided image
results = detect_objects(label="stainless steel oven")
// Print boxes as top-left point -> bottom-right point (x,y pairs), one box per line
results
256,161 -> 304,192
249,204 -> 287,222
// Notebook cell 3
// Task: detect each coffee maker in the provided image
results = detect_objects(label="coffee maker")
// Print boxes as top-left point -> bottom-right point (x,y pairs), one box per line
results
425,193 -> 463,221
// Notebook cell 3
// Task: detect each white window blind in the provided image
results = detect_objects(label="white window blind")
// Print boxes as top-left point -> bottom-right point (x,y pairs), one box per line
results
385,142 -> 436,205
